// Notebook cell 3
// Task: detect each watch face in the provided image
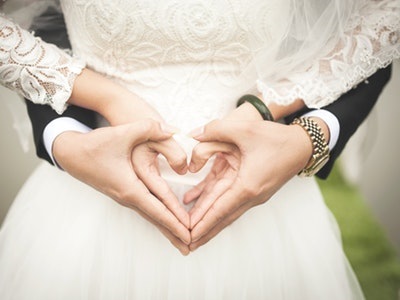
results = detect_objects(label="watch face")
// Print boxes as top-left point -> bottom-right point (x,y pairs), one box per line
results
309,155 -> 330,175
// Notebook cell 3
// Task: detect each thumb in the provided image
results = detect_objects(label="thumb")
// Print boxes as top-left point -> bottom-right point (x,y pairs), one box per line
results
189,142 -> 236,173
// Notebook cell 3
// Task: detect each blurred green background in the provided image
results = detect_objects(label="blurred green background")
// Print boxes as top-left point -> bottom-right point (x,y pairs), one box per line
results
319,168 -> 400,300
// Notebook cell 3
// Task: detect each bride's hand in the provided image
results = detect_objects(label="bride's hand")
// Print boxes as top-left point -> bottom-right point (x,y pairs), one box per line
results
187,118 -> 314,251
52,120 -> 191,255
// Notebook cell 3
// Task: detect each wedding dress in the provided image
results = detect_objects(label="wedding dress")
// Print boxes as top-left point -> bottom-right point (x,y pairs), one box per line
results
0,0 -> 399,299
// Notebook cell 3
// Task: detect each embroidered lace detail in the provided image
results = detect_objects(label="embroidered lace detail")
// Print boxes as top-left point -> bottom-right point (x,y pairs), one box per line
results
61,0 -> 265,85
257,0 -> 400,108
0,15 -> 85,114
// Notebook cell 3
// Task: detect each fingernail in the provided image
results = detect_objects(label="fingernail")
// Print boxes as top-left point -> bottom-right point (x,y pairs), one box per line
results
188,126 -> 204,138
161,123 -> 180,134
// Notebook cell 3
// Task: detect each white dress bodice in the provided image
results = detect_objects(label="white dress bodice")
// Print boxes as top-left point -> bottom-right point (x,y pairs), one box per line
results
60,0 -> 287,130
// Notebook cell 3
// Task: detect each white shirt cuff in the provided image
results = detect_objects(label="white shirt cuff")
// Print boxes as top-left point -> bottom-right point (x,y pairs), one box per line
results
302,109 -> 340,151
43,117 -> 92,167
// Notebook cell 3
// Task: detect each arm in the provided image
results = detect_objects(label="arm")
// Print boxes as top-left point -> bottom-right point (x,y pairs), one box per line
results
286,65 -> 392,179
25,5 -> 97,165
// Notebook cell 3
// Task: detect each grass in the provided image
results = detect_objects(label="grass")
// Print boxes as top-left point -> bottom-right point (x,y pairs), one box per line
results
317,167 -> 400,300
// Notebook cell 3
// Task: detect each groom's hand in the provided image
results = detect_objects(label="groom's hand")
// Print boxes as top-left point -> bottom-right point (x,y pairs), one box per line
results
187,119 -> 315,251
52,119 -> 191,255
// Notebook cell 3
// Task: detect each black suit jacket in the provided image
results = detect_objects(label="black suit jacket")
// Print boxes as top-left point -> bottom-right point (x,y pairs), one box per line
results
25,7 -> 392,179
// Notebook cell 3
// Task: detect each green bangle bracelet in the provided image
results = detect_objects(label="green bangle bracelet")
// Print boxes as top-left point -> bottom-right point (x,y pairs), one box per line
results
236,94 -> 274,121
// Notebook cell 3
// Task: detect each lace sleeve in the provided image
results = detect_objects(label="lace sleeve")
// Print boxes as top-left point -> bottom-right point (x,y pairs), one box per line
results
0,15 -> 85,114
257,0 -> 400,109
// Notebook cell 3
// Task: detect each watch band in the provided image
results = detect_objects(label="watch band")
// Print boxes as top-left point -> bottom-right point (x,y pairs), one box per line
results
291,117 -> 330,177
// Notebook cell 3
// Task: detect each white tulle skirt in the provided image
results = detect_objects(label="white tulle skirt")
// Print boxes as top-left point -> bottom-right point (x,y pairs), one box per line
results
0,162 -> 364,299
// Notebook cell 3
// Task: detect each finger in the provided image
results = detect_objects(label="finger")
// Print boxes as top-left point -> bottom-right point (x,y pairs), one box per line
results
190,119 -> 249,144
190,202 -> 251,252
124,119 -> 174,146
127,180 -> 191,245
183,158 -> 227,205
134,207 -> 190,255
190,182 -> 245,243
132,144 -> 190,228
147,139 -> 188,175
183,153 -> 230,205
189,173 -> 232,229
189,142 -> 235,173
189,157 -> 236,228
135,166 -> 190,228
182,179 -> 207,205
137,194 -> 191,245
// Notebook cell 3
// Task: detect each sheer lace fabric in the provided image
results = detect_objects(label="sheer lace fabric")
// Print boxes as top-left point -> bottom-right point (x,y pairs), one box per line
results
0,15 -> 84,114
62,0 -> 399,111
257,0 -> 400,108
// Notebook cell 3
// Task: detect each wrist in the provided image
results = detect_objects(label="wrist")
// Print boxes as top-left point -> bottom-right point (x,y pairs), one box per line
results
69,69 -> 163,125
52,131 -> 83,170
103,93 -> 163,126
226,102 -> 264,121
291,117 -> 330,177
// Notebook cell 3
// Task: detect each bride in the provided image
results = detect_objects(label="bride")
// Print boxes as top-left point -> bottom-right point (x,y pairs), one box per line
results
0,0 -> 399,299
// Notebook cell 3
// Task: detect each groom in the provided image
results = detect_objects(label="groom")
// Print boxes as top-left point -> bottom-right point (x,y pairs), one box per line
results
25,7 -> 392,250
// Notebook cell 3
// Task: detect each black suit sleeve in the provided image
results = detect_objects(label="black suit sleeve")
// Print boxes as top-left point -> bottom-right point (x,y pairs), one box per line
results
25,7 -> 97,164
286,65 -> 392,179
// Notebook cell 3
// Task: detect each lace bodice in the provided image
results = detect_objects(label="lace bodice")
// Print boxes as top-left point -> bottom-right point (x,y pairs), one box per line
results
0,0 -> 399,115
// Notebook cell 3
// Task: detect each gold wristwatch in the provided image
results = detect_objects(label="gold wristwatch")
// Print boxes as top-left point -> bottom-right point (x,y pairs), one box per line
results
291,117 -> 330,177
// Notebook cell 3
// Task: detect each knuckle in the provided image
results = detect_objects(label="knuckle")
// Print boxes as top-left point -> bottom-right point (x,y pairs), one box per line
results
205,119 -> 222,133
170,153 -> 187,167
